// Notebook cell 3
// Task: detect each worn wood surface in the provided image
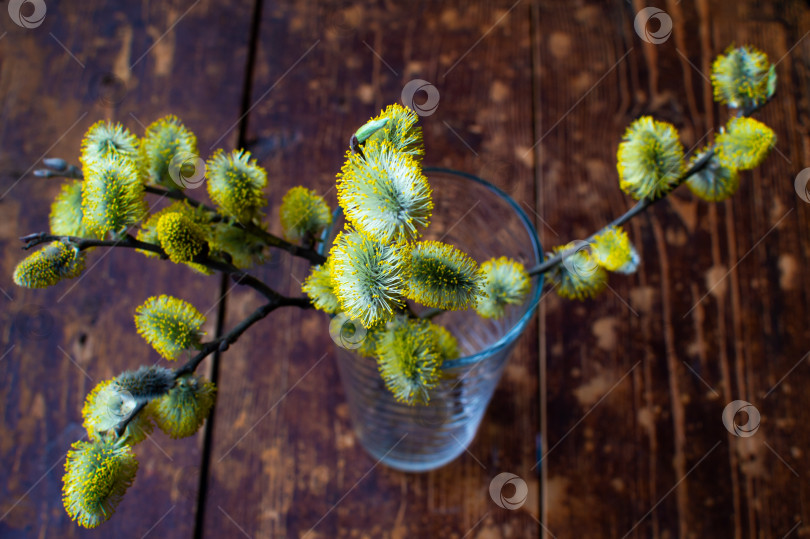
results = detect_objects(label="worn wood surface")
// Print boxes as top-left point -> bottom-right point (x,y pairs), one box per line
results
2,0 -> 810,537
538,1 -> 810,538
0,1 -> 253,537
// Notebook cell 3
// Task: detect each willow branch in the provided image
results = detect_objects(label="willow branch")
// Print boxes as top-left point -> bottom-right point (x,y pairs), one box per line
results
527,150 -> 713,276
114,295 -> 307,436
20,232 -> 165,256
526,99 -> 771,278
143,184 -> 217,213
173,299 -> 301,378
18,232 -> 312,304
417,307 -> 444,320
19,232 -> 313,306
114,401 -> 148,437
239,221 -> 326,265
31,161 -> 326,265
416,147 -> 715,320
143,185 -> 326,265
527,146 -> 715,276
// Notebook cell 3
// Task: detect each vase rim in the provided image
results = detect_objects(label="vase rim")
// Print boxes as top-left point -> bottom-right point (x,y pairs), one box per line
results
318,166 -> 545,370
421,167 -> 544,369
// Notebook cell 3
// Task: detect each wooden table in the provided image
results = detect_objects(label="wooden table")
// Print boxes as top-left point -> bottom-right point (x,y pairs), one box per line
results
1,1 -> 807,537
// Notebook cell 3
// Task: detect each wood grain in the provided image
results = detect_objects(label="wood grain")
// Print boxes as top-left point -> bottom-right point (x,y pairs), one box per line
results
4,0 -> 810,537
537,1 -> 810,537
0,1 -> 253,537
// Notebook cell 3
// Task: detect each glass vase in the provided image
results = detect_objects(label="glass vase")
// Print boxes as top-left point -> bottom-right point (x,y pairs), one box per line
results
329,168 -> 544,472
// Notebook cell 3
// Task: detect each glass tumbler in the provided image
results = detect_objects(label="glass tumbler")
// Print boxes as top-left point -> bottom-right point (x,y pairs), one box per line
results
332,167 -> 544,472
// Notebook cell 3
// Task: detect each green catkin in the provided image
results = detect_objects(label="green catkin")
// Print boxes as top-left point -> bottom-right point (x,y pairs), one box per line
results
149,375 -> 216,439
206,149 -> 267,223
80,121 -> 140,169
715,117 -> 775,171
13,241 -> 85,288
302,262 -> 341,314
134,295 -> 206,360
81,156 -> 146,237
686,150 -> 741,202
590,227 -> 633,272
140,115 -> 198,188
81,380 -> 154,444
475,256 -> 531,319
405,241 -> 483,311
548,243 -> 608,301
328,228 -> 410,327
376,317 -> 443,405
337,139 -> 432,243
62,438 -> 139,528
711,45 -> 775,109
616,116 -> 685,200
279,186 -> 332,242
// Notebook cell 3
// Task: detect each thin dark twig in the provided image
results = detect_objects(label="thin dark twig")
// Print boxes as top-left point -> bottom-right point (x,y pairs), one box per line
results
21,232 -> 165,256
527,147 -> 716,277
30,162 -> 326,265
418,307 -> 444,320
114,401 -> 148,437
142,185 -> 326,265
19,232 -> 310,304
350,134 -> 366,160
143,184 -> 218,213
114,295 -> 309,436
20,231 -> 315,438
526,98 -> 771,278
419,144 -> 717,319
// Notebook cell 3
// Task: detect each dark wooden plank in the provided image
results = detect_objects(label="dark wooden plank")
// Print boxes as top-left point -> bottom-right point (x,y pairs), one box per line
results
0,1 -> 254,536
202,1 -> 540,537
537,0 -> 810,537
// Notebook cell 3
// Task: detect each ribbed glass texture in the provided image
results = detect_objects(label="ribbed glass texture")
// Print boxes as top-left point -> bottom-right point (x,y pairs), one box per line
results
334,168 -> 544,472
